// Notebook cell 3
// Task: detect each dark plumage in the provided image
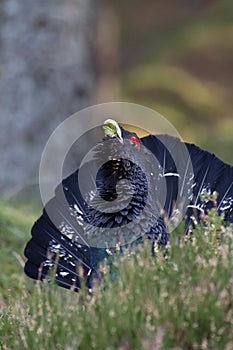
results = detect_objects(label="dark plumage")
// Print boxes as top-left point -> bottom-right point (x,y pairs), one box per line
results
24,120 -> 233,291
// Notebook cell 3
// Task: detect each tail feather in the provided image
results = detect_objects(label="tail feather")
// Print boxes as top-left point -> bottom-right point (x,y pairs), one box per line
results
142,135 -> 232,222
24,209 -> 95,289
24,261 -> 81,291
187,143 -> 233,222
25,239 -> 87,279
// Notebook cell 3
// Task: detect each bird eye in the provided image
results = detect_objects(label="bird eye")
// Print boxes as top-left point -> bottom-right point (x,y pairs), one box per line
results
129,136 -> 140,149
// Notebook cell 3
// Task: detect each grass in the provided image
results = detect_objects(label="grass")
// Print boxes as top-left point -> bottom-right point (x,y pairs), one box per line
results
0,197 -> 233,349
0,199 -> 38,301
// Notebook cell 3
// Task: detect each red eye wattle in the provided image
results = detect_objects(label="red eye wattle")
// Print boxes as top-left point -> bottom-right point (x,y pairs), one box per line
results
129,136 -> 140,149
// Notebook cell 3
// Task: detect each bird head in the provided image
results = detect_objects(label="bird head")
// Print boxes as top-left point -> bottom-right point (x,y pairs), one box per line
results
103,119 -> 141,151
91,119 -> 152,201
98,119 -> 147,184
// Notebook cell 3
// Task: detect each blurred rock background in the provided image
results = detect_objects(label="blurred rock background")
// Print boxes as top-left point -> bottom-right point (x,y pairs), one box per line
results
0,0 -> 232,199
0,0 -> 96,195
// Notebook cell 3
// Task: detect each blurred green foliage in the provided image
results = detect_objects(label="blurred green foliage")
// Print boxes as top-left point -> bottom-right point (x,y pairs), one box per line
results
117,0 -> 233,163
0,199 -> 38,301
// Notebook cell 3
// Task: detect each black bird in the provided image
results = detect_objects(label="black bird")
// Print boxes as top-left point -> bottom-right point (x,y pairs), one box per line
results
24,120 -> 233,291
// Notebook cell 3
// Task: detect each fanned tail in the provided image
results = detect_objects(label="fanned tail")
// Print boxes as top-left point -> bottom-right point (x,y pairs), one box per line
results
24,211 -> 94,291
24,165 -> 108,291
141,134 -> 233,226
186,142 -> 233,223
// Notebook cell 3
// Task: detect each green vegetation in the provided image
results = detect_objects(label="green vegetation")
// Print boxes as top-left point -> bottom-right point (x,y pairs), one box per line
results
119,0 -> 233,164
1,197 -> 233,349
0,199 -> 37,301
